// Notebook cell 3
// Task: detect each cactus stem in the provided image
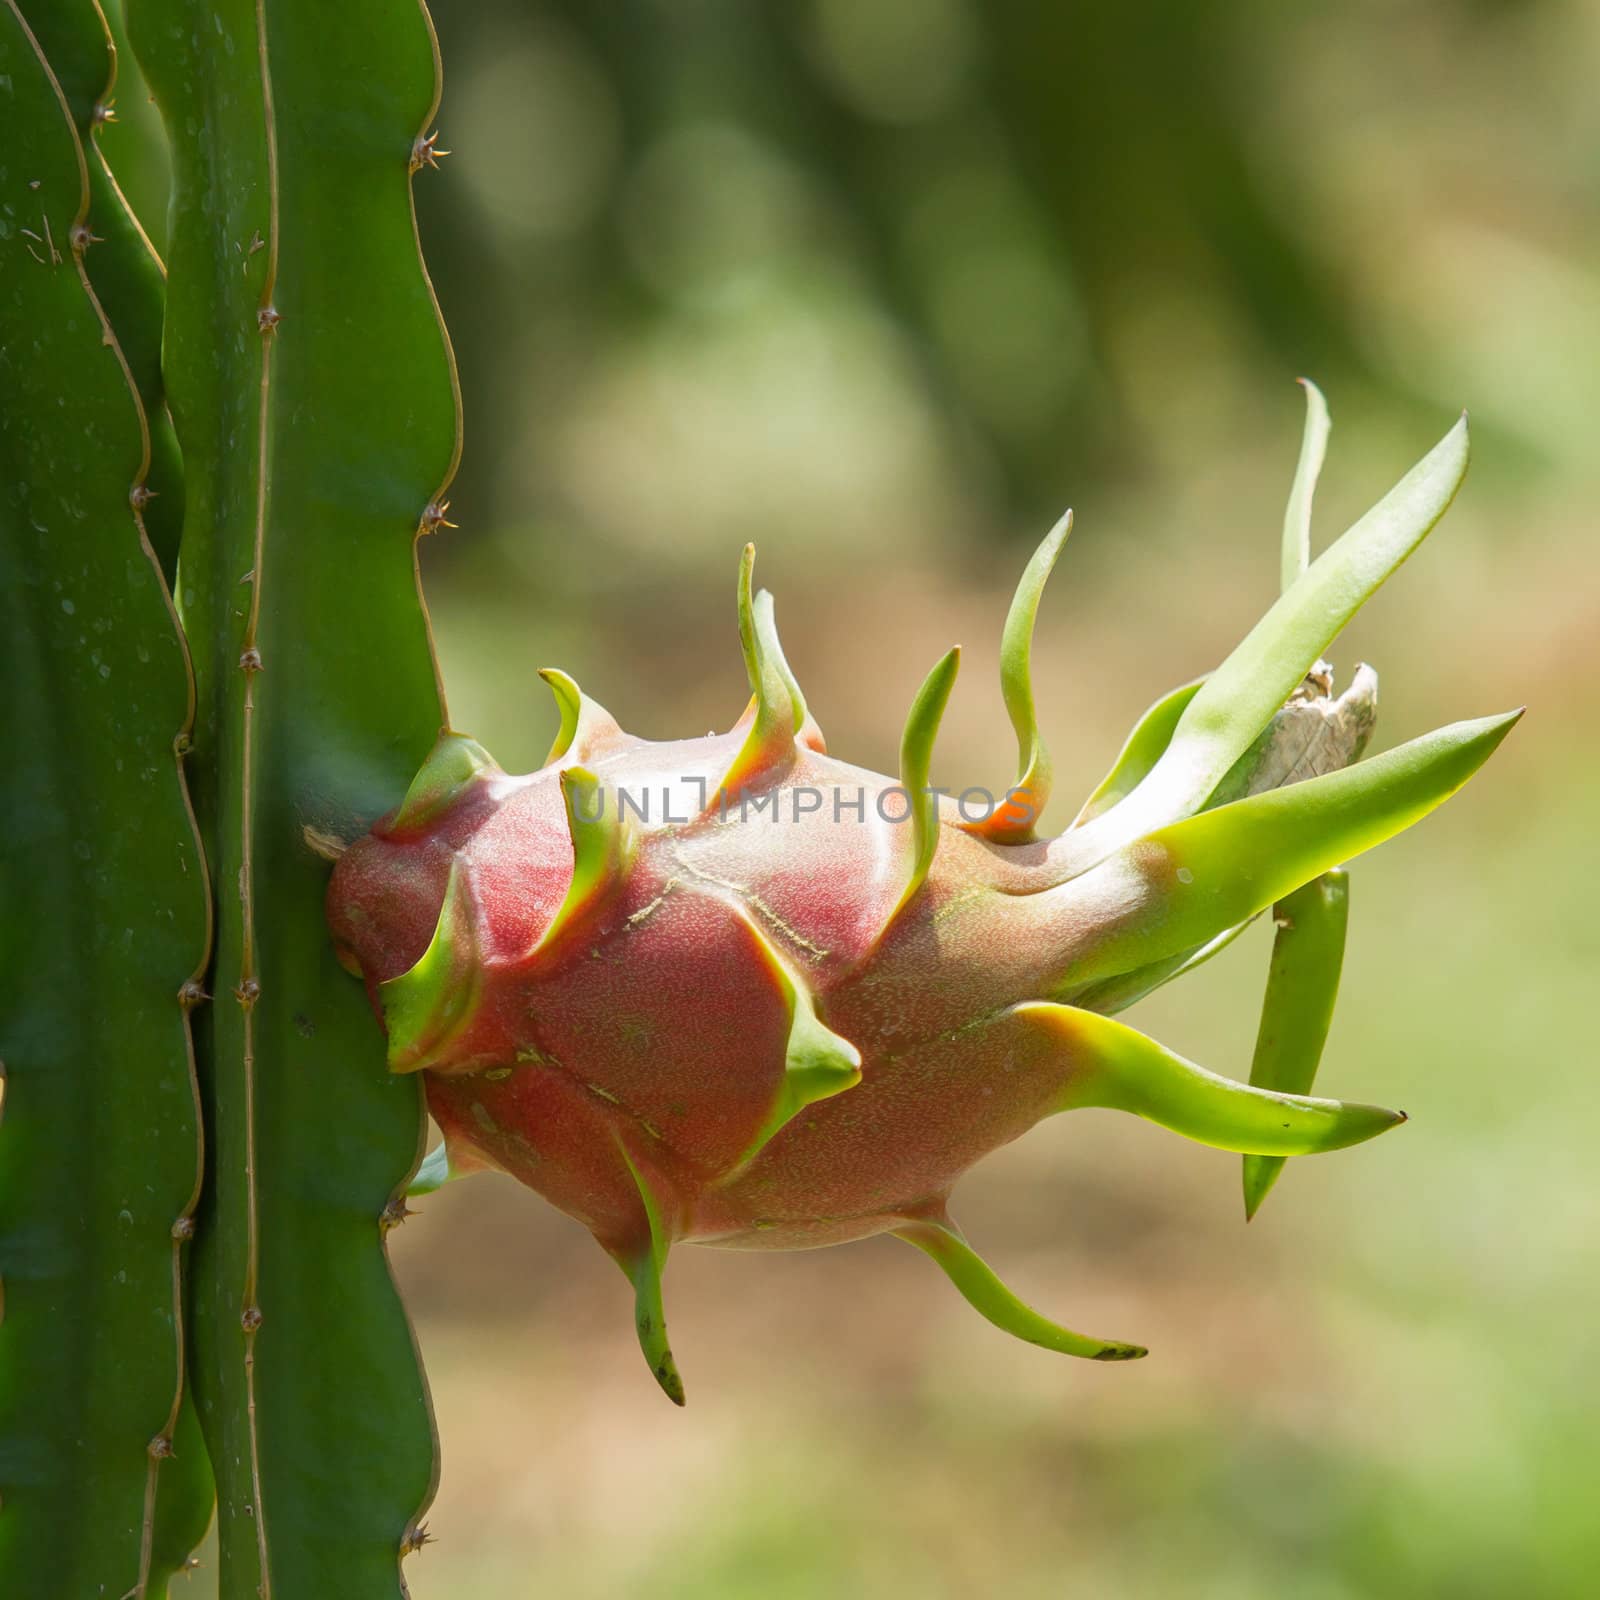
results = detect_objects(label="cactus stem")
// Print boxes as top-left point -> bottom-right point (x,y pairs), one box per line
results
4,9 -> 214,1588
83,7 -> 165,277
406,0 -> 465,728
230,7 -> 282,1587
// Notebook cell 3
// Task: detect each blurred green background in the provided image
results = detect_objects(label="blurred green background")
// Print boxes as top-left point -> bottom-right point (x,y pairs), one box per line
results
108,0 -> 1598,1594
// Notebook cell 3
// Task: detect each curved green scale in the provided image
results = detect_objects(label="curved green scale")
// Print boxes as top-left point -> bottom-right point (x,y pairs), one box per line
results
1242,871 -> 1350,1220
1281,378 -> 1331,592
0,5 -> 211,1593
387,730 -> 497,835
407,1144 -> 454,1198
609,1138 -> 686,1406
1029,1005 -> 1403,1155
889,646 -> 961,925
1067,913 -> 1258,1017
755,588 -> 823,747
532,766 -> 638,960
893,1212 -> 1145,1363
539,667 -> 623,766
1062,415 -> 1470,870
380,861 -> 483,1074
126,0 -> 456,1592
1072,676 -> 1206,827
720,545 -> 799,799
1059,710 -> 1520,992
724,909 -> 862,1172
971,508 -> 1072,842
1239,390 -> 1349,1219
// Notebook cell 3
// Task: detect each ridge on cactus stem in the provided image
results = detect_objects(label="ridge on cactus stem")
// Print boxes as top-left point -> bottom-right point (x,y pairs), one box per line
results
327,393 -> 1519,1405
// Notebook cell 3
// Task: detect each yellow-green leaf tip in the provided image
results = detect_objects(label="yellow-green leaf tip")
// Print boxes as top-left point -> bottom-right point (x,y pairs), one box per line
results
888,645 -> 960,926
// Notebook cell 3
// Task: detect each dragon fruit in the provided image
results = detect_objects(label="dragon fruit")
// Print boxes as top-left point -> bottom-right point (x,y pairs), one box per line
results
328,391 -> 1516,1403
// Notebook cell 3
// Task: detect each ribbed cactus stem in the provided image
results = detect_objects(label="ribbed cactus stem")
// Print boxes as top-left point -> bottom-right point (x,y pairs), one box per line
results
128,0 -> 462,1589
0,3 -> 211,1589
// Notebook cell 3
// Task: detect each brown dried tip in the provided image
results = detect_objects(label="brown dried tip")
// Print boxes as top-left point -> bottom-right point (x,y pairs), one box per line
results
302,824 -> 349,863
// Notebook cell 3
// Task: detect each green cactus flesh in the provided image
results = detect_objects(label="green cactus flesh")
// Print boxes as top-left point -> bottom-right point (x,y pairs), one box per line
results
0,2 -> 210,1589
126,0 -> 456,1588
328,402 -> 1518,1406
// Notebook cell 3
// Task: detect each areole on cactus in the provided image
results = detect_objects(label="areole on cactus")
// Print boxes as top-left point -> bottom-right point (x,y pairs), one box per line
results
327,387 -> 1519,1405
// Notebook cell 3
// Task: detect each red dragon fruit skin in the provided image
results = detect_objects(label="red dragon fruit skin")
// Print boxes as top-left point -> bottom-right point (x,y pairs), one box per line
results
328,404 -> 1517,1403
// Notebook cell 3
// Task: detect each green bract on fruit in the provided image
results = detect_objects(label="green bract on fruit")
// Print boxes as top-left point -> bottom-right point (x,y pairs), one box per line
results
327,388 -> 1517,1404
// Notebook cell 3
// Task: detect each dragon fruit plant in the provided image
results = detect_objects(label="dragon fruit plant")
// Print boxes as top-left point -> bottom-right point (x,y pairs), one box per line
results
329,377 -> 1516,1405
0,0 -> 1513,1594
